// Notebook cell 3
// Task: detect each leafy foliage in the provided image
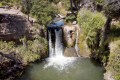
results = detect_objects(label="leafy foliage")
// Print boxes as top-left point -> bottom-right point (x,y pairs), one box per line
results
104,0 -> 120,19
94,0 -> 105,5
65,14 -> 76,23
77,9 -> 106,37
106,40 -> 120,80
21,0 -> 32,15
49,0 -> 62,4
0,36 -> 47,64
77,8 -> 106,61
30,0 -> 58,25
0,0 -> 21,6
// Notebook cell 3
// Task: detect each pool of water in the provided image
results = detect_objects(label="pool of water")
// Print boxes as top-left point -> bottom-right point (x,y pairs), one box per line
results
19,58 -> 104,80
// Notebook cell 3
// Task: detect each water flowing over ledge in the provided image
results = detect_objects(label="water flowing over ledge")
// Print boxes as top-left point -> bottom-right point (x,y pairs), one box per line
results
46,28 -> 77,70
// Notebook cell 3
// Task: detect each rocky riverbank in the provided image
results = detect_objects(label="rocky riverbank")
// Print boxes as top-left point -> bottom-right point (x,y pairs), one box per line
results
0,9 -> 48,80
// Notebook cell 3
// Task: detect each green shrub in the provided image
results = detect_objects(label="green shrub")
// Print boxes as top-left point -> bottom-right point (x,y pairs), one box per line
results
94,0 -> 104,5
106,40 -> 120,80
0,36 -> 47,65
77,9 -> 106,37
0,41 -> 15,53
0,3 -> 3,7
77,8 -> 106,60
17,37 -> 47,64
30,0 -> 58,25
65,14 -> 76,23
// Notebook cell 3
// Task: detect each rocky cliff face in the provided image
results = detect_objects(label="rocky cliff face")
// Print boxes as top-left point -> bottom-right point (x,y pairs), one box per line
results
63,24 -> 80,57
0,14 -> 45,42
63,24 -> 77,47
0,14 -> 30,41
0,13 -> 47,80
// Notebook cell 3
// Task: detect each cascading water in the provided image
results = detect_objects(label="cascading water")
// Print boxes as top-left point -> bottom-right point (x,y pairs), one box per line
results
55,29 -> 63,56
45,29 -> 76,70
48,31 -> 55,57
75,30 -> 80,57
19,27 -> 104,80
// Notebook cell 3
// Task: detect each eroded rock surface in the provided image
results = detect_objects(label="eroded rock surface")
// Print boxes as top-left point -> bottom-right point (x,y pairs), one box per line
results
0,14 -> 45,42
63,24 -> 78,47
64,47 -> 78,57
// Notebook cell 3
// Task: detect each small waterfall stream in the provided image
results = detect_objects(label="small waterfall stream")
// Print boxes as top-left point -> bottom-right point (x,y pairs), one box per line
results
48,31 -> 54,56
55,29 -> 63,56
75,30 -> 80,57
45,29 -> 76,70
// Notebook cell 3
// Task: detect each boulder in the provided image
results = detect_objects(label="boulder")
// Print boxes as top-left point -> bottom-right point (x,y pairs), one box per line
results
0,14 -> 45,42
63,25 -> 77,47
64,47 -> 78,57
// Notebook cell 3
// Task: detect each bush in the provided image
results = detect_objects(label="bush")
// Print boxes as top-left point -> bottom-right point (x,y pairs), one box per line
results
77,8 -> 106,60
0,36 -> 47,65
30,0 -> 58,25
77,9 -> 106,37
94,0 -> 104,5
17,37 -> 47,64
65,14 -> 76,23
0,41 -> 15,53
106,40 -> 120,80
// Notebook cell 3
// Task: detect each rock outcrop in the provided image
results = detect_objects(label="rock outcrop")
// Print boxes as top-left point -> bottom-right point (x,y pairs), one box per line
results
0,14 -> 45,42
0,52 -> 24,80
63,24 -> 80,57
63,24 -> 77,47
0,14 -> 31,41
64,47 -> 78,57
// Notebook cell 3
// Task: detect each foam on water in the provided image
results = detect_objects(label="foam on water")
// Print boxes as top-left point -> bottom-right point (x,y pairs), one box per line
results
44,56 -> 76,70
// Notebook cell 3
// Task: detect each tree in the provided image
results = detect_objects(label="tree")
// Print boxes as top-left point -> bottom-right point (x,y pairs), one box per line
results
70,0 -> 81,11
31,0 -> 58,26
77,9 -> 106,62
99,0 -> 120,64
101,0 -> 120,47
22,0 -> 32,21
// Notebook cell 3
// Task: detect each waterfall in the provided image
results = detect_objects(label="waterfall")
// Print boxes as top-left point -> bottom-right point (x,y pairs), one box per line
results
48,29 -> 63,57
45,29 -> 76,70
75,30 -> 80,57
48,31 -> 55,57
55,29 -> 63,56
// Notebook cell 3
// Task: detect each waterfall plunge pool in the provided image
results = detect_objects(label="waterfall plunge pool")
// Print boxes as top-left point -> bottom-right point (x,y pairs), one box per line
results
19,58 -> 104,80
19,26 -> 104,80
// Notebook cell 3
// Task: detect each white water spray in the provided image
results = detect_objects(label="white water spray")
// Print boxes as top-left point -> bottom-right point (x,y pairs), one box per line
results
45,29 -> 76,70
48,31 -> 55,56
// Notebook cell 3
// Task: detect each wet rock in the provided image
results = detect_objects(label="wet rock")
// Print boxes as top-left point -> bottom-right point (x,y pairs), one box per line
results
0,52 -> 25,80
64,47 -> 78,57
63,25 -> 77,47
